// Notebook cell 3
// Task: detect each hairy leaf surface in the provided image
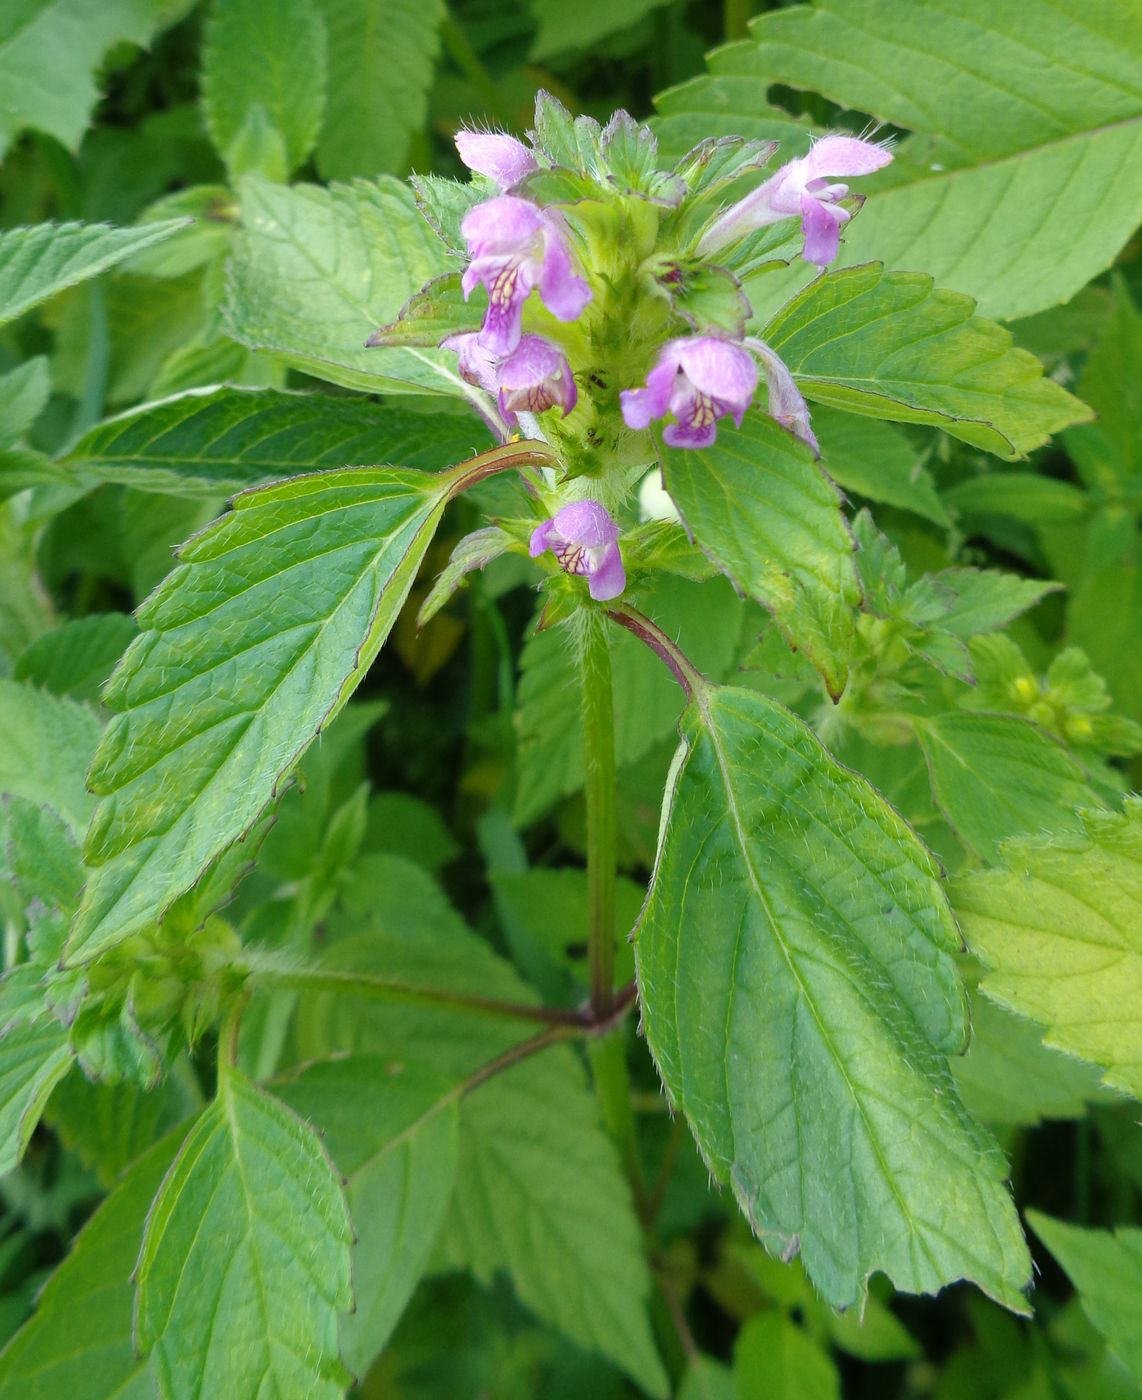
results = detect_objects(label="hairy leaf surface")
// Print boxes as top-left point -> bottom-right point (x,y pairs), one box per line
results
635,684 -> 1031,1311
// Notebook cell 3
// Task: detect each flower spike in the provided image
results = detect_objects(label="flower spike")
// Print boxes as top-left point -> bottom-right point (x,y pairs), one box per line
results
530,501 -> 626,602
698,133 -> 893,266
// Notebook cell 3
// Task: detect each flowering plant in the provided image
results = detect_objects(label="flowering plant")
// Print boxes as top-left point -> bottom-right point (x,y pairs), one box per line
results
0,5 -> 1139,1398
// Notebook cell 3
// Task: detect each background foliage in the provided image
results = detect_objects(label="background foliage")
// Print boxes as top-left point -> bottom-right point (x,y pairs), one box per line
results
0,0 -> 1140,1396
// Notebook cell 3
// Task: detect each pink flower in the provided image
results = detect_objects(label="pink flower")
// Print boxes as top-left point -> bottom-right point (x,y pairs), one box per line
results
461,196 -> 591,355
441,331 -> 500,397
748,338 -> 819,455
498,334 -> 577,420
529,500 -> 625,602
620,337 -> 757,449
454,130 -> 538,190
698,134 -> 893,266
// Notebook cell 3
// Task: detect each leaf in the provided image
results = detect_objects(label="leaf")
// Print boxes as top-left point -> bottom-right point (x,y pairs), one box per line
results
943,473 -> 1089,528
226,176 -> 477,401
1063,278 -> 1142,497
530,0 -> 670,59
14,614 -> 137,703
654,1 -> 1142,321
0,219 -> 190,326
1025,1213 -> 1142,1382
661,413 -> 859,697
291,854 -> 667,1394
274,1055 -> 459,1377
734,1311 -> 839,1400
315,0 -> 443,180
417,526 -> 512,627
953,803 -> 1142,1100
0,1019 -> 74,1175
63,386 -> 489,497
0,0 -> 177,158
764,265 -> 1090,458
135,1070 -> 353,1399
0,1129 -> 186,1400
0,358 -> 49,445
908,569 -> 1060,638
916,712 -> 1102,863
635,683 -> 1031,1311
513,574 -> 744,825
202,0 -> 327,178
66,466 -> 455,964
812,407 -> 948,526
0,679 -> 101,835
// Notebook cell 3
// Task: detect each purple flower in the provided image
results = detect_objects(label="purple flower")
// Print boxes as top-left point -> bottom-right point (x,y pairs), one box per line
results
498,334 -> 577,419
455,130 -> 538,190
441,332 -> 500,397
620,337 -> 757,449
747,338 -> 819,455
461,196 -> 591,355
698,134 -> 893,266
529,500 -> 625,602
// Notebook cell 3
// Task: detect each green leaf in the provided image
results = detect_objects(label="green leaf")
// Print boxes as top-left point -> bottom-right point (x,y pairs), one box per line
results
1063,278 -> 1142,497
274,1055 -> 459,1377
1069,559 -> 1142,725
0,0 -> 178,158
135,1070 -> 352,1399
0,679 -> 101,835
661,413 -> 859,696
418,526 -> 512,628
530,0 -> 669,58
0,1128 -> 186,1400
915,712 -> 1102,863
635,683 -> 1031,1311
0,219 -> 190,326
1025,1212 -> 1142,1383
513,574 -> 744,825
226,176 -> 475,400
363,790 -> 459,873
202,0 -> 327,178
14,614 -> 137,703
66,466 -> 454,964
291,855 -> 667,1395
764,265 -> 1090,458
943,473 -> 1089,528
952,993 -> 1111,1128
812,408 -> 948,526
0,1019 -> 74,1175
0,358 -> 49,445
953,803 -> 1142,1100
63,386 -> 489,496
734,1311 -> 839,1400
315,0 -> 443,179
654,2 -> 1142,321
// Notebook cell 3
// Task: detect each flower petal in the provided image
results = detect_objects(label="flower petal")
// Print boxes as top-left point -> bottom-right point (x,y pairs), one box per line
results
551,499 -> 619,549
674,337 -> 758,410
461,195 -> 544,251
803,134 -> 893,179
587,543 -> 626,601
455,131 -> 537,189
537,219 -> 591,322
529,519 -> 558,557
799,192 -> 846,266
621,359 -> 677,430
750,338 -> 819,455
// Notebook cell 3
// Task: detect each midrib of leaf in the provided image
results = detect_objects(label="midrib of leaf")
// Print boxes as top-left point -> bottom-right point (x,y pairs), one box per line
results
695,690 -> 942,1279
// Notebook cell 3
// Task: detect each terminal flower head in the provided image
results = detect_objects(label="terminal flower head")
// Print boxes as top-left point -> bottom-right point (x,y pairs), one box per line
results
698,134 -> 893,265
529,500 -> 625,602
461,196 -> 591,355
455,130 -> 538,190
621,336 -> 757,449
497,334 -> 577,420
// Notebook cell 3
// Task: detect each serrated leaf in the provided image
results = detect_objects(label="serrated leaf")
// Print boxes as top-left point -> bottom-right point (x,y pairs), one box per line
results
1026,1212 -> 1142,1382
944,473 -> 1089,528
291,854 -> 667,1394
417,526 -> 512,627
202,0 -> 327,178
635,683 -> 1031,1311
274,1055 -> 459,1377
909,569 -> 1060,637
653,2 -> 1142,321
315,0 -> 443,179
661,413 -> 858,696
0,219 -> 190,326
764,265 -> 1090,458
530,0 -> 669,60
64,386 -> 489,496
916,712 -> 1102,863
1063,277 -> 1142,496
953,803 -> 1142,1100
14,614 -> 137,703
0,358 -> 49,445
67,466 -> 454,963
812,407 -> 948,526
226,176 -> 479,402
0,679 -> 101,835
0,1128 -> 186,1400
734,1311 -> 839,1400
0,0 -> 177,158
0,1019 -> 74,1175
135,1070 -> 352,1399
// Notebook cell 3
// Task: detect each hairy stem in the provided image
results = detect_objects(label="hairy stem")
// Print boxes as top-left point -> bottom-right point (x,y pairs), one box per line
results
606,603 -> 704,700
578,608 -> 618,1017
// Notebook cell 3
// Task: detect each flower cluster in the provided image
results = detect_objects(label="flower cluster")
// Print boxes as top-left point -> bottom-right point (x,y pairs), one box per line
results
387,98 -> 891,601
